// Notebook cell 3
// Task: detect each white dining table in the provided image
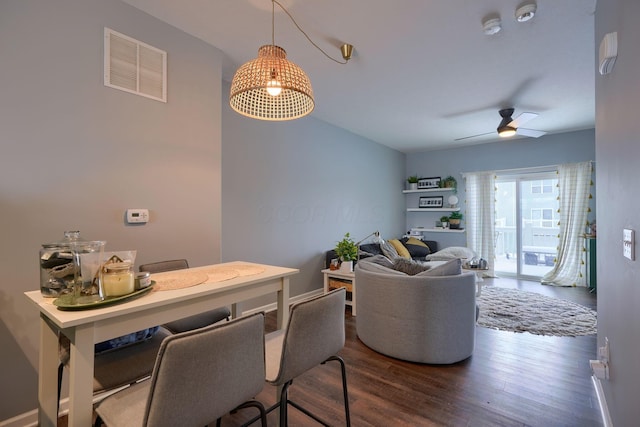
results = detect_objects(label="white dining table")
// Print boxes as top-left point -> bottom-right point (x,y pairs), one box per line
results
24,261 -> 298,427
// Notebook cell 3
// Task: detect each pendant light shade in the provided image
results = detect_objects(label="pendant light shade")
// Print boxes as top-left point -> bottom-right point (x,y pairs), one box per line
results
229,45 -> 314,121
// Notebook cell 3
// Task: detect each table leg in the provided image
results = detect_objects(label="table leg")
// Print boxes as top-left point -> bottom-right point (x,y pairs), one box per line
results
276,277 -> 290,330
67,324 -> 95,427
38,315 -> 60,427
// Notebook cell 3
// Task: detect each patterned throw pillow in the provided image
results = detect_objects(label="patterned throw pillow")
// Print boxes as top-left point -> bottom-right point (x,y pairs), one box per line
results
379,240 -> 400,260
388,239 -> 411,259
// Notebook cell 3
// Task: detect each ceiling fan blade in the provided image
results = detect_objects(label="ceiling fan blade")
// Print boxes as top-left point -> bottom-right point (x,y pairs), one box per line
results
509,112 -> 538,128
517,128 -> 547,138
454,131 -> 494,141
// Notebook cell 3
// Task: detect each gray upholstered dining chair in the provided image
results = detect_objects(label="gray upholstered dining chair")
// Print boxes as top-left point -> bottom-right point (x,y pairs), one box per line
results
261,288 -> 351,426
94,312 -> 268,427
139,259 -> 231,333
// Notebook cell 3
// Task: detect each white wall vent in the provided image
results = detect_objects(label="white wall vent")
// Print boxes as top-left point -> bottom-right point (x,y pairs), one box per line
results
104,28 -> 167,102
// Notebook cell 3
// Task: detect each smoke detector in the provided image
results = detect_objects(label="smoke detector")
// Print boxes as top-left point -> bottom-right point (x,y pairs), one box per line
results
483,17 -> 502,35
516,3 -> 536,22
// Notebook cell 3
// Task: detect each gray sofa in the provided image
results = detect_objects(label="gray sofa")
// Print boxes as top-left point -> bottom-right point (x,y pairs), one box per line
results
354,256 -> 477,364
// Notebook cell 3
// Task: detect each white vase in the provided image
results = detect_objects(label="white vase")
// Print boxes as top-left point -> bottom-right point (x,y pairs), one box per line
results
340,260 -> 354,272
409,183 -> 418,190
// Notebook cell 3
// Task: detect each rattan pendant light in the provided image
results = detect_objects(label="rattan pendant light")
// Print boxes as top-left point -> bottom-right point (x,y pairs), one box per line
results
229,1 -> 314,121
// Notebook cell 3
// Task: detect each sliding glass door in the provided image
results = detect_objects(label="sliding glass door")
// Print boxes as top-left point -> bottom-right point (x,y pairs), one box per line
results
494,172 -> 559,279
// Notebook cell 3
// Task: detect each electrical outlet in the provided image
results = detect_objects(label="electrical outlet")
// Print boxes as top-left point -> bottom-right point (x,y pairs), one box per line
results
623,229 -> 635,260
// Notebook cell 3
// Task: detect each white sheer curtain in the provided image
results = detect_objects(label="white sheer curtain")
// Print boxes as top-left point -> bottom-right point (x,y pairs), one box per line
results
542,161 -> 593,287
464,171 -> 496,277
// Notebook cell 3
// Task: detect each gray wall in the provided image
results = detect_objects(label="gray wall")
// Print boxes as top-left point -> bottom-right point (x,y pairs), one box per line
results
0,0 -> 224,420
406,130 -> 596,248
221,82 -> 406,303
0,0 -> 405,421
595,0 -> 640,424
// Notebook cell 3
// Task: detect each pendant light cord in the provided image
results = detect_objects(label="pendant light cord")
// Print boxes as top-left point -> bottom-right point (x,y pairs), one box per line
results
272,0 -> 349,64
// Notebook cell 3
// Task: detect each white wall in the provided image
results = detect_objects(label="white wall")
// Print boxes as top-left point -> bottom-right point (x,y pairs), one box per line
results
595,0 -> 640,424
0,0 -> 223,420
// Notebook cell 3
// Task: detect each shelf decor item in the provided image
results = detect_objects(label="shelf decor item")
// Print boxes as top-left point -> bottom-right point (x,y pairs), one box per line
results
417,177 -> 441,189
440,216 -> 450,229
335,233 -> 358,272
442,176 -> 457,191
448,211 -> 463,229
407,174 -> 419,190
419,196 -> 444,208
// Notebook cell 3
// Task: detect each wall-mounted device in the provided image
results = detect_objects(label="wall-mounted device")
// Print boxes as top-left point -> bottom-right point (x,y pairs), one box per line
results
599,32 -> 618,75
126,208 -> 149,224
623,228 -> 634,260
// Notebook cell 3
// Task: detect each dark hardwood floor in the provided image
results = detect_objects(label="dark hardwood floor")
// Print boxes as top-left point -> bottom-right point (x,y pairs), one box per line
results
59,278 -> 601,427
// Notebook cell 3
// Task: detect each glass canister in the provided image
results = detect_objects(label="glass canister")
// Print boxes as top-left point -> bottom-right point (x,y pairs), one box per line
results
39,231 -> 106,298
101,261 -> 135,297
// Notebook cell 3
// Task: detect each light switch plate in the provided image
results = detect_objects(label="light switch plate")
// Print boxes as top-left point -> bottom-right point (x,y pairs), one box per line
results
623,228 -> 635,260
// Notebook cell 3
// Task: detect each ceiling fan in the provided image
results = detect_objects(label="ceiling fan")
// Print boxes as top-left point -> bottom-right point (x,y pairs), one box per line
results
455,108 -> 547,141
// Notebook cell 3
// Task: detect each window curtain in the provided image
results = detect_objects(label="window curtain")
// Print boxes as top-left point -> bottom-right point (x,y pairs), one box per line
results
464,171 -> 496,277
542,161 -> 593,287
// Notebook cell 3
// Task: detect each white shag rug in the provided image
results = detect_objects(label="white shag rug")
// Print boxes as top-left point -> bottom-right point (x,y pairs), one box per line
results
477,287 -> 597,337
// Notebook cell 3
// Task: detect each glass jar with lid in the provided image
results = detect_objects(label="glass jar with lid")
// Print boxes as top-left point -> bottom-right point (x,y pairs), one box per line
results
101,261 -> 135,297
39,231 -> 105,298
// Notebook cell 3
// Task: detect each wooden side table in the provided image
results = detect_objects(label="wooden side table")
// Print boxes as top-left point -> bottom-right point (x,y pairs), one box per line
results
321,268 -> 356,315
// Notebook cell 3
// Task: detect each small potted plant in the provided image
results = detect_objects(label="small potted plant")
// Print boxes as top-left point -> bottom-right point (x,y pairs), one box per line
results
448,211 -> 463,229
440,215 -> 450,229
442,176 -> 457,191
334,233 -> 358,272
407,174 -> 419,190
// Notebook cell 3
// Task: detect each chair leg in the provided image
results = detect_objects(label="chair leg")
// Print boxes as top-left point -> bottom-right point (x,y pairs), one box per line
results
231,399 -> 267,427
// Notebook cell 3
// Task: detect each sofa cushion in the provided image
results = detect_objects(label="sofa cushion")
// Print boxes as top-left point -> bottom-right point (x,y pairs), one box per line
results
401,237 -> 432,259
388,239 -> 411,259
379,240 -> 400,259
359,243 -> 384,257
416,258 -> 462,276
425,246 -> 476,262
392,258 -> 432,275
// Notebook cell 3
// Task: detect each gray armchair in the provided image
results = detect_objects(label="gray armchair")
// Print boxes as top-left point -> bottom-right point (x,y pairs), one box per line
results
355,257 -> 477,364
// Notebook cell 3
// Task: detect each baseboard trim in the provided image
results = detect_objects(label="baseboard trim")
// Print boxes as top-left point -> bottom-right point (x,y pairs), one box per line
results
0,288 -> 324,427
592,375 -> 613,427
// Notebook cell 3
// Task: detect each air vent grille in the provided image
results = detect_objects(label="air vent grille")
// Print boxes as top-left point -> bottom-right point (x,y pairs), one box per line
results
104,28 -> 166,102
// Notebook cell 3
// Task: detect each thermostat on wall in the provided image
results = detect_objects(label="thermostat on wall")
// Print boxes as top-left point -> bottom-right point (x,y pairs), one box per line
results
126,208 -> 149,224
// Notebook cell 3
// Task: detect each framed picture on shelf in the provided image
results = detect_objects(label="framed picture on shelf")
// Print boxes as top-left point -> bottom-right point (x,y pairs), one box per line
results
417,177 -> 441,189
419,196 -> 443,208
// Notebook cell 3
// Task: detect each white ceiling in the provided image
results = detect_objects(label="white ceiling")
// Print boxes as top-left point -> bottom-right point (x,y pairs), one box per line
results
121,0 -> 597,153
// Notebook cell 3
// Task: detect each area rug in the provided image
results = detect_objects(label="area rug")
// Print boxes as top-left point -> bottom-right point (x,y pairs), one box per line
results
477,287 -> 597,337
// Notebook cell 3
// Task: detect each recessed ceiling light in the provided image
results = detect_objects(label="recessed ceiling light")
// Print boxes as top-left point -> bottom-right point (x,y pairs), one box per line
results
516,3 -> 536,22
483,17 -> 502,35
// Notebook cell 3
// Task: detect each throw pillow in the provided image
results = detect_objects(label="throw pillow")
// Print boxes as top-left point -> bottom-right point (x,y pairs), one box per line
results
402,237 -> 432,259
364,254 -> 394,268
388,239 -> 411,259
425,246 -> 477,261
379,240 -> 400,260
416,259 -> 462,276
392,258 -> 432,275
